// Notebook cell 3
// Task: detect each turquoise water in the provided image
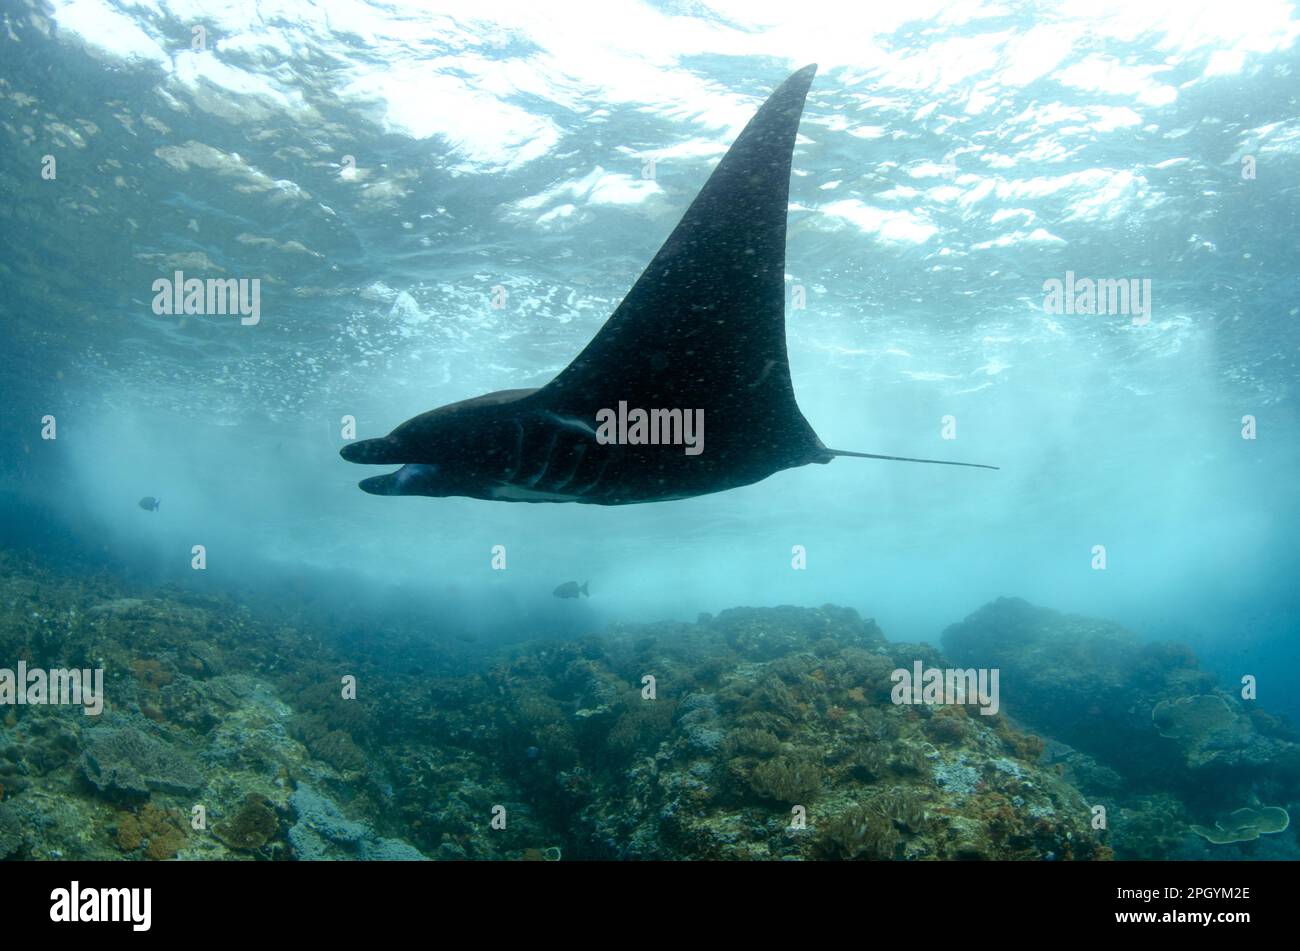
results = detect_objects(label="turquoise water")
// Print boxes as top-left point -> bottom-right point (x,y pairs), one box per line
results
1,1 -> 1298,861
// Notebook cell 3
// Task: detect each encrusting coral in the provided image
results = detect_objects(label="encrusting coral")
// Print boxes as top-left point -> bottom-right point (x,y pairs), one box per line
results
1151,695 -> 1251,766
1191,806 -> 1290,845
214,793 -> 280,851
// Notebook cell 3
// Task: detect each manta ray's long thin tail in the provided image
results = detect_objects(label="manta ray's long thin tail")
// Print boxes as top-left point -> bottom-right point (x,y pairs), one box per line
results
826,448 -> 999,471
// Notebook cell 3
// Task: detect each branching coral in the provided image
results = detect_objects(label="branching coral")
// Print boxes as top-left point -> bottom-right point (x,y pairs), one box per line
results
889,744 -> 930,776
749,755 -> 822,803
849,744 -> 889,781
872,787 -> 929,833
758,675 -> 802,721
607,692 -> 678,758
819,805 -> 902,859
724,728 -> 782,758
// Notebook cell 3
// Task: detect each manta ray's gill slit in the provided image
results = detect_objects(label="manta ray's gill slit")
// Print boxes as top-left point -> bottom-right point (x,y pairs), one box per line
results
524,431 -> 561,488
545,411 -> 598,439
503,419 -> 526,482
572,454 -> 613,498
748,359 -> 777,389
545,440 -> 588,493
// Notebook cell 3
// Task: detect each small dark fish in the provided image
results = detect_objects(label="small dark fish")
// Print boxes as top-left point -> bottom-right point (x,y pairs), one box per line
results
553,581 -> 589,599
138,497 -> 160,512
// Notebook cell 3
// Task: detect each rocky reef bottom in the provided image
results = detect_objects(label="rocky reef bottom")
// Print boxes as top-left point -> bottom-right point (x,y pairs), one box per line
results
0,551 -> 1295,861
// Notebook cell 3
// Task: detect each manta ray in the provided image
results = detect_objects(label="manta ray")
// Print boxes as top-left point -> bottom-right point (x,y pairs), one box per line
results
342,64 -> 997,504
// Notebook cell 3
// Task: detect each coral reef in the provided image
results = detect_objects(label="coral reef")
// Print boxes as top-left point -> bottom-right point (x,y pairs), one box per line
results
1,548 -> 1294,861
0,802 -> 23,859
942,597 -> 1300,857
475,606 -> 1107,861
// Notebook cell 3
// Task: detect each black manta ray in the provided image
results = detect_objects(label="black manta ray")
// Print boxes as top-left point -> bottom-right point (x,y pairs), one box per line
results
342,65 -> 996,504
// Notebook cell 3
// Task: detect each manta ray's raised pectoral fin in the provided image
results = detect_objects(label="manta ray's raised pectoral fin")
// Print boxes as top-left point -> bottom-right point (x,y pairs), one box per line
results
537,64 -> 819,444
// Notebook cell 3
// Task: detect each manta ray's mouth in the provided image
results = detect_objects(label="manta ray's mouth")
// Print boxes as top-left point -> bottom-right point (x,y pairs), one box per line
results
357,472 -> 400,495
358,463 -> 440,496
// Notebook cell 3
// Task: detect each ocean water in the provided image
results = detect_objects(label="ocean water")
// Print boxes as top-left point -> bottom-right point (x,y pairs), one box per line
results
1,0 -> 1299,864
